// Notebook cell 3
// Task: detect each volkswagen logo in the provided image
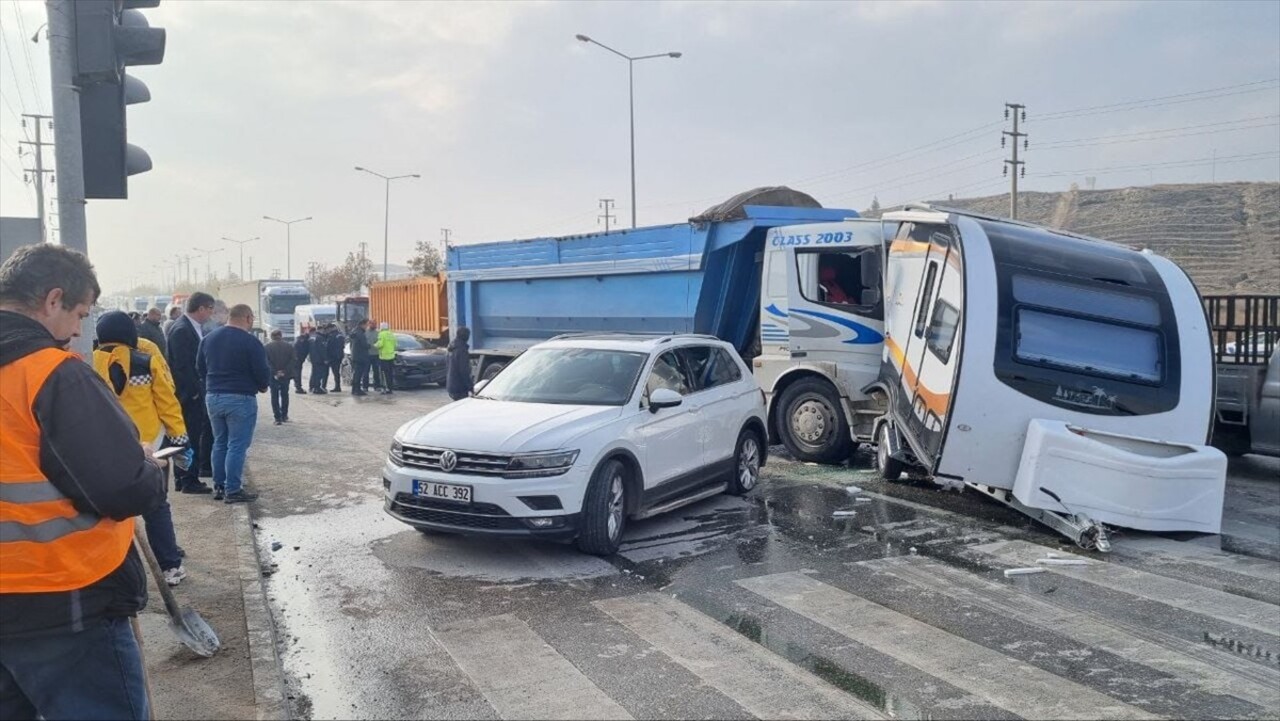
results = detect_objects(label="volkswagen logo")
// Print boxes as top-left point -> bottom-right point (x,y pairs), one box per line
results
439,450 -> 458,473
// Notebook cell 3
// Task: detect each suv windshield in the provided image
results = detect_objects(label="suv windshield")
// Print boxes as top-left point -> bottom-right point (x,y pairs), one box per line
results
478,348 -> 647,406
395,334 -> 427,351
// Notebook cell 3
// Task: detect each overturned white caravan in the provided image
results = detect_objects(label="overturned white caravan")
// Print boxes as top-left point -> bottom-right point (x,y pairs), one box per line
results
868,205 -> 1225,551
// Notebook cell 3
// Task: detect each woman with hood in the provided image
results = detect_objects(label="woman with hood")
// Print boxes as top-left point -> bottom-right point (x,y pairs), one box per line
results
445,326 -> 474,401
92,310 -> 190,586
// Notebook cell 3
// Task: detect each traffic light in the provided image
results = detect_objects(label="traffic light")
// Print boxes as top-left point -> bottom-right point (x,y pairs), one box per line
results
72,0 -> 165,199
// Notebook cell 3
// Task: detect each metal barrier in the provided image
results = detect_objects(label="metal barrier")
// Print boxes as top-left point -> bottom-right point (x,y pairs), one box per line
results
1202,294 -> 1280,365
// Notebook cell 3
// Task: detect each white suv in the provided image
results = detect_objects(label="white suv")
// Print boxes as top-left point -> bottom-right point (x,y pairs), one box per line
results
383,334 -> 768,555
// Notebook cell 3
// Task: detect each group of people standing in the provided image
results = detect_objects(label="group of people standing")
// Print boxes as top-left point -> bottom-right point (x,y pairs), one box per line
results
0,245 -> 273,719
287,319 -> 398,398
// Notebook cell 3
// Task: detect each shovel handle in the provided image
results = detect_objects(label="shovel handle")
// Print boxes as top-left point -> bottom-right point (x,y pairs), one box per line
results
132,527 -> 183,620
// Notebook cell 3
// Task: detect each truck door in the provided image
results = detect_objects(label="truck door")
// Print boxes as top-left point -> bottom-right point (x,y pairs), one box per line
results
783,220 -> 887,363
1255,351 -> 1280,454
892,222 -> 963,466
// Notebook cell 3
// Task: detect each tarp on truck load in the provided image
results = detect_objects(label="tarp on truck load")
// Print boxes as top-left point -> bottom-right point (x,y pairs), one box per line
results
690,186 -> 822,224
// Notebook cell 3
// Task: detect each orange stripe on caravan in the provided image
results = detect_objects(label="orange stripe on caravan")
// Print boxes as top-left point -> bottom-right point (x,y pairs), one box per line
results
884,335 -> 950,417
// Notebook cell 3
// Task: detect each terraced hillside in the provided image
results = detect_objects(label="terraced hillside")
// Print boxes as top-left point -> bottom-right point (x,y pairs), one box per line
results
897,182 -> 1280,294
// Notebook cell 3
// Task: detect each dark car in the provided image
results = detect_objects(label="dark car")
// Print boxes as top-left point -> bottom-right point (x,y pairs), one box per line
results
342,333 -> 446,389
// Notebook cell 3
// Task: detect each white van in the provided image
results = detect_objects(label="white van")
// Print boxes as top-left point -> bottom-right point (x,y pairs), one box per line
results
294,304 -> 337,335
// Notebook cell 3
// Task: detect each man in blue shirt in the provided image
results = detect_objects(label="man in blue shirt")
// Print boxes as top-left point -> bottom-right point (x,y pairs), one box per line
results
196,303 -> 270,502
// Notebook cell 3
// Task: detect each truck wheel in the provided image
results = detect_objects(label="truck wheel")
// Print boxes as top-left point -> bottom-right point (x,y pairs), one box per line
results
481,362 -> 506,382
576,459 -> 627,556
875,423 -> 906,481
777,378 -> 853,464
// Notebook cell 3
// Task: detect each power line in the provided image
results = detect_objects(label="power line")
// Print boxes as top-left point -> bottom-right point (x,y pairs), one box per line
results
0,18 -> 32,126
793,120 -> 1003,188
11,1 -> 42,114
1037,78 -> 1279,121
1031,150 -> 1280,178
1035,115 -> 1280,149
825,149 -> 1001,202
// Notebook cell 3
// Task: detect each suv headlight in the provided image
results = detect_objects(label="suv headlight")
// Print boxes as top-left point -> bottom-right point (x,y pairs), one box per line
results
389,440 -> 405,466
504,450 -> 579,478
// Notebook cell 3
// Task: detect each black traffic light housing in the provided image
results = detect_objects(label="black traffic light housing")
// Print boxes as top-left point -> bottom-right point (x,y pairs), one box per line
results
73,0 -> 165,199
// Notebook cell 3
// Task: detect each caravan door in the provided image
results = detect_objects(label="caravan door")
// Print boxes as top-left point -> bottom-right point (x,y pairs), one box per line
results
884,220 -> 964,467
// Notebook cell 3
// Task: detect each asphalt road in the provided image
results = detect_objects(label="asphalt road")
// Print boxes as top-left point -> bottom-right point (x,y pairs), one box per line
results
247,383 -> 1280,720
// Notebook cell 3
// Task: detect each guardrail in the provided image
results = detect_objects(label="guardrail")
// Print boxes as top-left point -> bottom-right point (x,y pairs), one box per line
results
1201,294 -> 1279,365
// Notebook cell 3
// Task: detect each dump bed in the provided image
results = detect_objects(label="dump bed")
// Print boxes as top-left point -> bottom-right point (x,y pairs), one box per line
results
370,275 -> 449,341
446,205 -> 856,355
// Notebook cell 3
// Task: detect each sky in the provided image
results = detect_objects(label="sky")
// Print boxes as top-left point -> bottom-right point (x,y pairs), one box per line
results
1,0 -> 1278,294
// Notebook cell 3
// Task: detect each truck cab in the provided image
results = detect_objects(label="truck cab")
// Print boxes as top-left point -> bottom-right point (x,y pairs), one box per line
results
756,219 -> 893,462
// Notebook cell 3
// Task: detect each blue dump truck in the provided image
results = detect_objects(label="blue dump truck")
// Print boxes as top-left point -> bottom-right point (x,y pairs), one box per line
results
447,188 -> 893,463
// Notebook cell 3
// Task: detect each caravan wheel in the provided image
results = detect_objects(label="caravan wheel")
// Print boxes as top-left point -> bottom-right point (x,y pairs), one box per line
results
875,423 -> 906,481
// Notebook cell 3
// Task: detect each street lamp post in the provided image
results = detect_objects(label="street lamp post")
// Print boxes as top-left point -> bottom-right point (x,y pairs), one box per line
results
262,216 -> 313,278
575,34 -> 681,229
354,167 -> 420,280
192,246 -> 225,284
222,236 -> 259,280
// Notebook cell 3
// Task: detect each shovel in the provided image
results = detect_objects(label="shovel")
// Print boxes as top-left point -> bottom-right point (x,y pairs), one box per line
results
133,529 -> 221,657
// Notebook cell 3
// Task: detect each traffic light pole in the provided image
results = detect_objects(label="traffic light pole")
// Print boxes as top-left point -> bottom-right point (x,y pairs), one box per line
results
46,0 -> 92,358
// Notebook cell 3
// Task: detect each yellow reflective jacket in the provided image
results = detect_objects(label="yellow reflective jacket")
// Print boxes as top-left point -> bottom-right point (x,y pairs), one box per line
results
375,329 -> 397,361
92,342 -> 188,446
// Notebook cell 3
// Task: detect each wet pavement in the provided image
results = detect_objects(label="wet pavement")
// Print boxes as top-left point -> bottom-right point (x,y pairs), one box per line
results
247,383 -> 1280,720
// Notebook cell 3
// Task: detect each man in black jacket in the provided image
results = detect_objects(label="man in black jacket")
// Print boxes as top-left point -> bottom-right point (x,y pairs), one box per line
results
0,244 -> 167,720
138,307 -> 167,354
308,326 -> 329,394
326,324 -> 345,392
165,292 -> 217,494
292,328 -> 311,394
349,318 -> 372,395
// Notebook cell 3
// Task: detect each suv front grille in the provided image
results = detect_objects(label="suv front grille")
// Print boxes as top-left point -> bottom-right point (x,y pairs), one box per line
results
391,493 -> 522,530
399,443 -> 512,476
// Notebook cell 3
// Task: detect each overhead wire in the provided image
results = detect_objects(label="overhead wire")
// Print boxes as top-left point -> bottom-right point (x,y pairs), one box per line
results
10,0 -> 42,114
1036,79 -> 1280,122
0,16 -> 33,128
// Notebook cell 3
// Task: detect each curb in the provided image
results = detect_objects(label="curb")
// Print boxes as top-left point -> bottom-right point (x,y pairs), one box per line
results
234,502 -> 289,720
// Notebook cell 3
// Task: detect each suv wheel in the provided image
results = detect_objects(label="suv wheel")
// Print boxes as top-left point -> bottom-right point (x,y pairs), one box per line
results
778,378 -> 853,463
728,429 -> 761,495
576,459 -> 627,556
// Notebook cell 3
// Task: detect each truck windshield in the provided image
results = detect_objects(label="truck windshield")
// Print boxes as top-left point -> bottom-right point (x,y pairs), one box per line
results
477,348 -> 647,406
267,295 -> 311,314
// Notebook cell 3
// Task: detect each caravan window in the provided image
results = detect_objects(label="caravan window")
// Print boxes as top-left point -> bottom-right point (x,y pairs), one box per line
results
796,248 -> 883,318
925,299 -> 960,363
1016,310 -> 1161,383
913,262 -> 938,338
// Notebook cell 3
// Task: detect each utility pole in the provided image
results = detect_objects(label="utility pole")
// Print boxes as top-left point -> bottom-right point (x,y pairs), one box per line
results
440,228 -> 451,246
597,199 -> 616,232
222,235 -> 258,279
439,229 -> 451,264
1003,103 -> 1026,220
19,114 -> 54,243
47,0 -> 90,356
248,256 -> 254,279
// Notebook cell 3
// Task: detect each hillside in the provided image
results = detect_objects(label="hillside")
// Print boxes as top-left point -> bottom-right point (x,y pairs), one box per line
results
879,182 -> 1280,294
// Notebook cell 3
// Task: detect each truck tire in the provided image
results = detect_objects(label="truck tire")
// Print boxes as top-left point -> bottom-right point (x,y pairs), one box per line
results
777,378 -> 853,464
481,362 -> 506,382
875,423 -> 906,481
576,459 -> 627,556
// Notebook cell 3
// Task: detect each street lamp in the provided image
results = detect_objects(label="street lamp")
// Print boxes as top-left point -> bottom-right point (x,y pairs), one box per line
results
262,216 -> 313,278
222,236 -> 259,280
575,34 -> 681,229
354,167 -> 420,280
192,246 -> 225,284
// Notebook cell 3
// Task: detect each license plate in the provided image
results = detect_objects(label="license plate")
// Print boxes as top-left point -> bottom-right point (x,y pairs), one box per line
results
412,480 -> 472,504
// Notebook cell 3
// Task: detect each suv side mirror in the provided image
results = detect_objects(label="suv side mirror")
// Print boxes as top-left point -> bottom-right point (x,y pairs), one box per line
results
649,388 -> 683,413
472,379 -> 489,396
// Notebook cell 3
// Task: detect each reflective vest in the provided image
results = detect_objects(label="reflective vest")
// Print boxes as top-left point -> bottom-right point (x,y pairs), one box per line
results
0,347 -> 135,593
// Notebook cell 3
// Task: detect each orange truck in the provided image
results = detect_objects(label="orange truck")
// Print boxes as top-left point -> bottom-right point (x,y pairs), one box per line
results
369,274 -> 449,344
